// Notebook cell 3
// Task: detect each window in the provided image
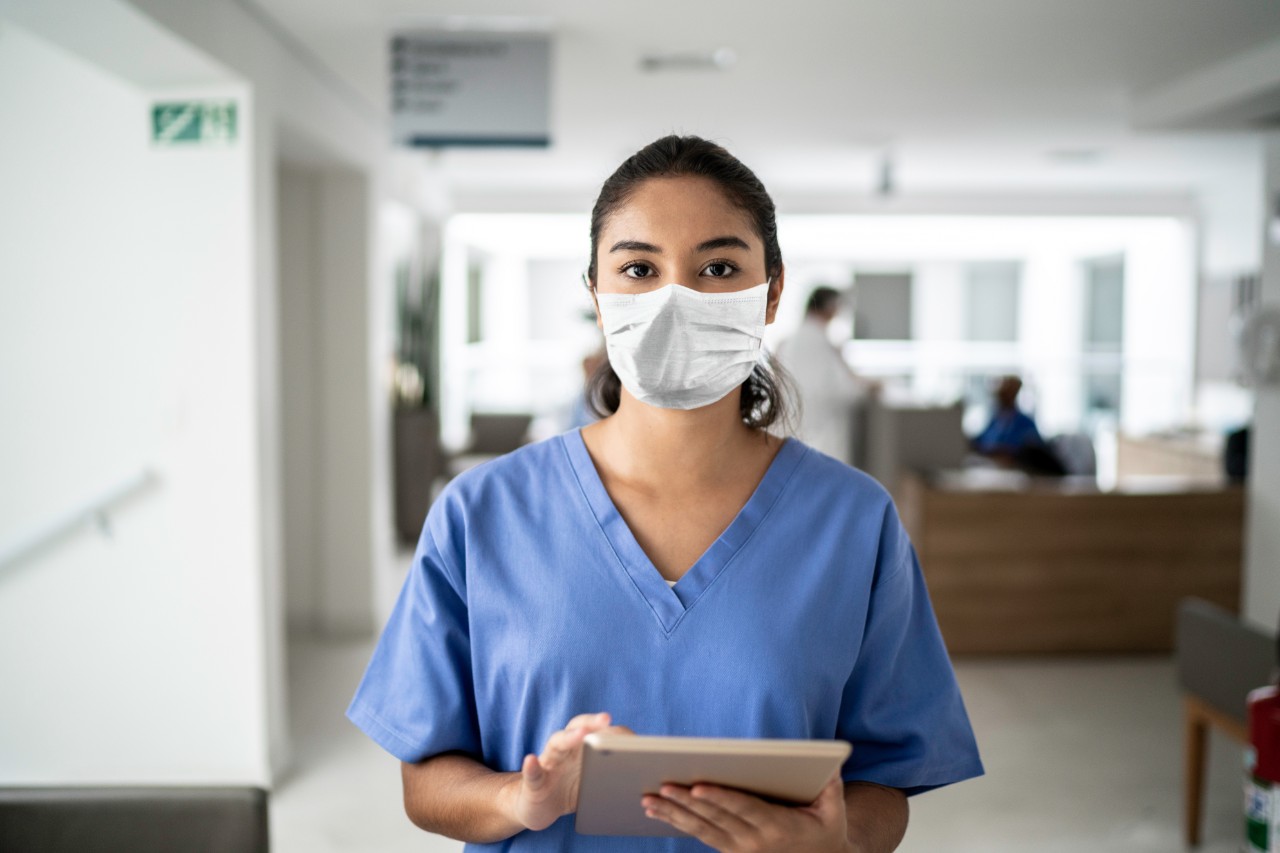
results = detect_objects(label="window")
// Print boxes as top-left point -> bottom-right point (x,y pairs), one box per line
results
852,272 -> 913,340
1082,256 -> 1124,417
964,262 -> 1020,342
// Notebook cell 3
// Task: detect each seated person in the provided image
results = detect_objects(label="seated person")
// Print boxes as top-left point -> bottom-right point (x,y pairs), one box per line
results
971,376 -> 1065,476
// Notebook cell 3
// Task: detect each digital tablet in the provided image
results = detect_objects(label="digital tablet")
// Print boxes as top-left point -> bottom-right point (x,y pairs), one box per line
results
574,733 -> 852,837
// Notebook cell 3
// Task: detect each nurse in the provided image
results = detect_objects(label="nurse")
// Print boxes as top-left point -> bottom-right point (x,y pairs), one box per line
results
347,135 -> 983,852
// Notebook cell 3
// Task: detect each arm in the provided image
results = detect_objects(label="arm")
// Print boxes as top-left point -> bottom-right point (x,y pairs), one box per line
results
400,712 -> 627,843
844,782 -> 908,853
402,753 -> 522,843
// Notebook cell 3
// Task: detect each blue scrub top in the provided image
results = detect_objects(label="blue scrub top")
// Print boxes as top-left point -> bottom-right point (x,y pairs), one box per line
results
973,409 -> 1044,454
347,428 -> 983,851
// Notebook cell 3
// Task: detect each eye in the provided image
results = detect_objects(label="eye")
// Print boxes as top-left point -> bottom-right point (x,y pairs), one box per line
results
621,262 -> 655,279
702,261 -> 738,278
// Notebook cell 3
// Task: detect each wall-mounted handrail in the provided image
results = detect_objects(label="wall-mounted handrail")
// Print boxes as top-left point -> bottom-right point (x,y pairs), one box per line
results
0,468 -> 159,575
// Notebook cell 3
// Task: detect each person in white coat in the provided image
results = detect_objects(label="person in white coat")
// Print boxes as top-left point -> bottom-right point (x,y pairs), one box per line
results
775,287 -> 875,466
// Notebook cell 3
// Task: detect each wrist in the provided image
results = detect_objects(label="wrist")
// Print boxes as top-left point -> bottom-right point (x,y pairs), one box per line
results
496,771 -> 528,831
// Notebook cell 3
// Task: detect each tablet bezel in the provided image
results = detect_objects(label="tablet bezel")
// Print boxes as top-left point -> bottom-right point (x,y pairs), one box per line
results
574,734 -> 852,838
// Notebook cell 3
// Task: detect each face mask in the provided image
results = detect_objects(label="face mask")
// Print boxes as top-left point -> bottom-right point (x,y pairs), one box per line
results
595,281 -> 770,410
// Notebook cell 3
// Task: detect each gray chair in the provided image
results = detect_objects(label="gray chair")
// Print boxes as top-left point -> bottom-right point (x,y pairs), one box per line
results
467,412 -> 533,455
0,786 -> 268,852
446,412 -> 535,479
1176,598 -> 1274,846
1048,432 -> 1096,476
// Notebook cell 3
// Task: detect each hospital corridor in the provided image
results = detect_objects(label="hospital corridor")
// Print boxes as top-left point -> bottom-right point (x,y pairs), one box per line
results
1,1 -> 1278,851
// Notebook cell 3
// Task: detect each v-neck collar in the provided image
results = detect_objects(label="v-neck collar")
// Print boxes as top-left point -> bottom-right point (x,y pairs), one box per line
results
560,427 -> 806,635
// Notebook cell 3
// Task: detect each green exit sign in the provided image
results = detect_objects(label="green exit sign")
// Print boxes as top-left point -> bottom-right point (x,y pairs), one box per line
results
151,101 -> 237,144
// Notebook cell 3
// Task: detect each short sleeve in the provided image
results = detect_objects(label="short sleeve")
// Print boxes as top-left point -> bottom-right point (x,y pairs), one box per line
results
345,518 -> 482,764
836,516 -> 984,796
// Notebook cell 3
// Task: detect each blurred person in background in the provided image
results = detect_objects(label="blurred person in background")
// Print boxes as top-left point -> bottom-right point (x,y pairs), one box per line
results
971,375 -> 1065,476
775,287 -> 877,467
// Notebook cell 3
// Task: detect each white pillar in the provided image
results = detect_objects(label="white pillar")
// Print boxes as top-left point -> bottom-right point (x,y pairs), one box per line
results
1244,132 -> 1280,632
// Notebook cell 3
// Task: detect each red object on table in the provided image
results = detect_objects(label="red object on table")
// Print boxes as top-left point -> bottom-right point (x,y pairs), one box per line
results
1253,684 -> 1280,785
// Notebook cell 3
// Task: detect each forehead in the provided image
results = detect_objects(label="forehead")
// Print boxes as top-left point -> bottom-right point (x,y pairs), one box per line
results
600,176 -> 756,244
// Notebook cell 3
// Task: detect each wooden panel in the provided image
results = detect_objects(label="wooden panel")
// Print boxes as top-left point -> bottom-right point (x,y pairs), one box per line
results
907,479 -> 1245,655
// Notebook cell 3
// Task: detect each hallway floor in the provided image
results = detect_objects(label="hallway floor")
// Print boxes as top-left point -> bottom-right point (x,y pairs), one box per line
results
271,636 -> 1246,852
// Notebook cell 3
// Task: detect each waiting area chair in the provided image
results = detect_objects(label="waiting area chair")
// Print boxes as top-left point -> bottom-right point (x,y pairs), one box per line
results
1176,597 -> 1274,846
0,786 -> 268,852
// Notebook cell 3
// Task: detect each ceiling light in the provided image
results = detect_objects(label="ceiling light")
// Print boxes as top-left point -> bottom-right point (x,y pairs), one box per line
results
395,15 -> 555,33
639,48 -> 736,72
876,153 -> 896,198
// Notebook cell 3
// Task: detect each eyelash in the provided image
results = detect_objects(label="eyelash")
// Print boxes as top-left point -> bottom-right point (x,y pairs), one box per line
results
618,261 -> 653,278
702,260 -> 739,277
617,260 -> 741,279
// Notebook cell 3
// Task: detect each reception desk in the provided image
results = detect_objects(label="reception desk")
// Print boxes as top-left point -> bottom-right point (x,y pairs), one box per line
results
899,471 -> 1245,655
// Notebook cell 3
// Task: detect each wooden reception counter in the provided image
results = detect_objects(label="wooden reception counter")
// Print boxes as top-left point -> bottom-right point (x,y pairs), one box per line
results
898,470 -> 1245,655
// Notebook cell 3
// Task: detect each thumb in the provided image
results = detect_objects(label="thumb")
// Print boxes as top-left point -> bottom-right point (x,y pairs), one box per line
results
810,774 -> 845,818
522,754 -> 547,789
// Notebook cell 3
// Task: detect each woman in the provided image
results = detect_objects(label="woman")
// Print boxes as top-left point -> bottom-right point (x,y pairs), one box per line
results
347,135 -> 983,852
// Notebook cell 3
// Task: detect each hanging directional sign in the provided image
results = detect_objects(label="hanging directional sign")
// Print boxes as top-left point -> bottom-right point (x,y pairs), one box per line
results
390,31 -> 551,147
151,100 -> 238,145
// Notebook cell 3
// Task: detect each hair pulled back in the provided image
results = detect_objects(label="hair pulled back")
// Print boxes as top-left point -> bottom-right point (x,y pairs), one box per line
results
584,135 -> 794,431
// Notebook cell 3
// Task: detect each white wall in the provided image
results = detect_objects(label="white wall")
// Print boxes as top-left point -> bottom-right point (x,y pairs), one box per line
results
278,165 -> 322,632
1,0 -> 429,786
123,0 -> 411,780
314,168 -> 377,635
0,20 -> 265,783
1244,133 -> 1280,633
278,164 -> 381,636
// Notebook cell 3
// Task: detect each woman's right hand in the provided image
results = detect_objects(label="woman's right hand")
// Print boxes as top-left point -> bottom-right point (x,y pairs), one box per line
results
506,711 -> 632,832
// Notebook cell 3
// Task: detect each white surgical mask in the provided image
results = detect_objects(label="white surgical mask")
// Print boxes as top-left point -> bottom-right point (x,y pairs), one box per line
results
595,280 -> 770,410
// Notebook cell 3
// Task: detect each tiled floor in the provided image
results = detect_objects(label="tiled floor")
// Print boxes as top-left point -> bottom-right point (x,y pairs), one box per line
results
271,637 -> 1246,852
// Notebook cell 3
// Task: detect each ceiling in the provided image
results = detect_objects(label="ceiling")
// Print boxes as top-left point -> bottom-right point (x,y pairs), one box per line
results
252,0 -> 1280,202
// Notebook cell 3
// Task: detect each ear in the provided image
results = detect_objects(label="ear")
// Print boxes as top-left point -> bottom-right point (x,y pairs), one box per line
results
765,265 -> 785,325
590,286 -> 603,331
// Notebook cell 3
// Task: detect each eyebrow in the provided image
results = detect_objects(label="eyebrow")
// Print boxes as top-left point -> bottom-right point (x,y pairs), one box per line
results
607,235 -> 752,254
609,240 -> 660,254
695,235 -> 752,253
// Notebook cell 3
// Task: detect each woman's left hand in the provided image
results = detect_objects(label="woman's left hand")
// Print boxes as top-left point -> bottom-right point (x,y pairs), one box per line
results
642,773 -> 853,853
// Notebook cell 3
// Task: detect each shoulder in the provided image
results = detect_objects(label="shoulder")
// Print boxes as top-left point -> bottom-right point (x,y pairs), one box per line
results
782,438 -> 912,575
436,431 -> 570,507
419,432 -> 577,574
783,437 -> 895,514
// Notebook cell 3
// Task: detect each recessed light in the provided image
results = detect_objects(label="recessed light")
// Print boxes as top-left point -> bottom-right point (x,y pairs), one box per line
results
1047,148 -> 1104,165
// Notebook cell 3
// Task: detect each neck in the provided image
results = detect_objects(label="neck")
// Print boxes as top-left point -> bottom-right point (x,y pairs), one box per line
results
595,387 -> 766,488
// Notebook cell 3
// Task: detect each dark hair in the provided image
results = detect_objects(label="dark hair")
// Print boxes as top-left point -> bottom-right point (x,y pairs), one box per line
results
805,287 -> 842,315
584,135 -> 794,431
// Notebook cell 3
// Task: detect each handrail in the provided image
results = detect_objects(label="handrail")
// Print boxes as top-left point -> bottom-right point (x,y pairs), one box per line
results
0,468 -> 159,574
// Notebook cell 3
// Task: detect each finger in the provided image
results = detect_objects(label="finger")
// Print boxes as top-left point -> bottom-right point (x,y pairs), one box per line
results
659,784 -> 758,835
805,774 -> 847,822
564,711 -> 610,731
642,794 -> 734,849
603,724 -> 636,736
540,728 -> 588,769
683,783 -> 772,830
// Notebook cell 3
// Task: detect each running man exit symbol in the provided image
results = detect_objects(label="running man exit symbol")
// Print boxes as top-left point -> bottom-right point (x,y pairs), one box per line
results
151,101 -> 237,144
